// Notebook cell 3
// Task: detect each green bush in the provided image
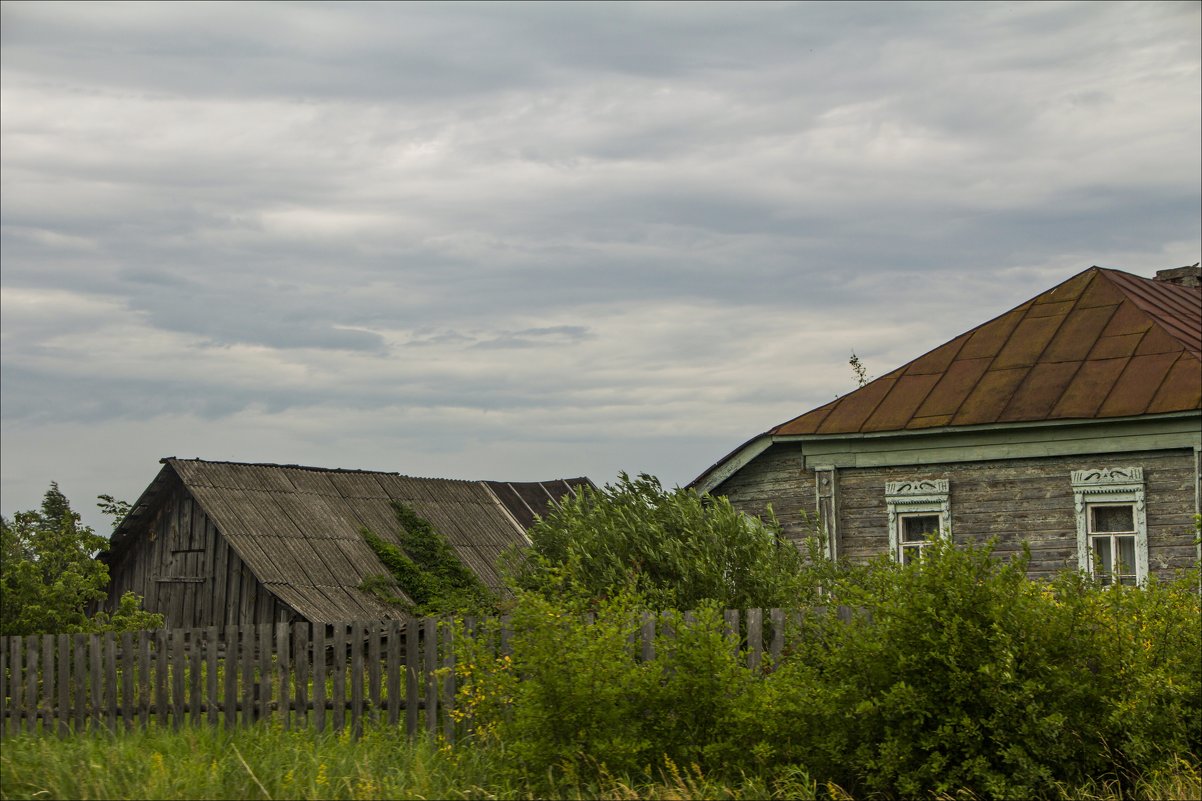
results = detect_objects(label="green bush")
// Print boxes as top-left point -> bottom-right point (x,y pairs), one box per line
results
457,538 -> 1201,798
511,472 -> 818,611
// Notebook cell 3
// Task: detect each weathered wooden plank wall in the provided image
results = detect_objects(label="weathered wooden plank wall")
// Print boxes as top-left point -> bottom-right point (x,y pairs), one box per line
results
104,478 -> 297,629
0,609 -> 832,739
718,445 -> 1197,581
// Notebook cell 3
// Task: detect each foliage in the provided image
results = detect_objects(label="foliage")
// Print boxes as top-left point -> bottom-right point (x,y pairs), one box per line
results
457,539 -> 1201,799
848,350 -> 871,388
510,472 -> 818,611
360,501 -> 494,616
96,493 -> 133,533
1,483 -> 161,636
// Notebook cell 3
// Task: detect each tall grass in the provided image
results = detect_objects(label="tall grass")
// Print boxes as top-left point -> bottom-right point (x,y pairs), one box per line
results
1,725 -> 1197,800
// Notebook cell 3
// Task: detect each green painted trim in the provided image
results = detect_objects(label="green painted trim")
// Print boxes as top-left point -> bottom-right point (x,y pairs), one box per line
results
772,410 -> 1200,444
796,417 -> 1199,469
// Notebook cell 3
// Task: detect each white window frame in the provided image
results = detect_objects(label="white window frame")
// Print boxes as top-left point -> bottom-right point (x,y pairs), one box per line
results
886,479 -> 950,563
1071,467 -> 1148,585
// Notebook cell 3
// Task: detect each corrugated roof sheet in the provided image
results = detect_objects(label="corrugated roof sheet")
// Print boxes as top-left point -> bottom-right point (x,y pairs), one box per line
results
115,459 -> 593,624
773,267 -> 1201,436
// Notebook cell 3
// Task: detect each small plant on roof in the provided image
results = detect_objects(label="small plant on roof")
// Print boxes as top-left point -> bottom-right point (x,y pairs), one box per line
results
360,501 -> 495,616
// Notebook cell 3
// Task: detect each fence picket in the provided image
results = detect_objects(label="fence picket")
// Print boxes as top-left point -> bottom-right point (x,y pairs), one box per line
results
351,620 -> 364,740
405,617 -> 418,737
4,609 -> 859,740
24,636 -> 38,734
386,620 -> 401,728
223,626 -> 238,730
41,635 -> 54,736
277,623 -> 290,731
0,639 -> 8,737
138,632 -> 151,730
72,633 -> 86,734
312,625 -> 326,734
206,627 -> 219,727
240,626 -> 254,727
120,632 -> 134,731
10,638 -> 24,734
89,634 -> 103,733
770,608 -> 785,665
188,630 -> 202,727
155,630 -> 168,730
258,624 -> 271,726
58,634 -> 70,736
293,623 -> 308,728
747,608 -> 762,673
367,621 -> 381,728
331,623 -> 346,734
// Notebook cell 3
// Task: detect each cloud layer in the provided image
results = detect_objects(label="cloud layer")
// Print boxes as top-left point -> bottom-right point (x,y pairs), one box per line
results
2,1 -> 1199,529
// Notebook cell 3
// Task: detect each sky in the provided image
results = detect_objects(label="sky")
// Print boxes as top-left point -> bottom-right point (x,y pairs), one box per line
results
2,1 -> 1199,533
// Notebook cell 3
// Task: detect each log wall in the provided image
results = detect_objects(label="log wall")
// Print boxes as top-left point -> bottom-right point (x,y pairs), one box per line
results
717,445 -> 1198,580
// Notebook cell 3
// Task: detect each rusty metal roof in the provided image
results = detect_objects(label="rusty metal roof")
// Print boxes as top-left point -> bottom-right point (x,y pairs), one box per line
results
111,458 -> 593,623
773,267 -> 1201,436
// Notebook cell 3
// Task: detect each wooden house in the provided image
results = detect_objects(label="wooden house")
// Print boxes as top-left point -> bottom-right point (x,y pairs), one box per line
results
691,266 -> 1202,583
100,458 -> 592,627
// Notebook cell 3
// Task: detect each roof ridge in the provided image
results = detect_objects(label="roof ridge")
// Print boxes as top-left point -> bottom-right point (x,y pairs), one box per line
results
161,456 -> 489,484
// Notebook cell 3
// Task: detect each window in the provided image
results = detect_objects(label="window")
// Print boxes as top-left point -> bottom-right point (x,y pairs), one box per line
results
886,479 -> 950,564
1072,467 -> 1147,585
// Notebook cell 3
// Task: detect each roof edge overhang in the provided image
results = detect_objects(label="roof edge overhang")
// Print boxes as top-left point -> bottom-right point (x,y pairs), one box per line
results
690,409 -> 1202,495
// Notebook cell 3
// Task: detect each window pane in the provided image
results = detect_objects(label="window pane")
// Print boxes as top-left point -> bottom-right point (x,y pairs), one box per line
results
900,544 -> 922,565
1116,536 -> 1137,578
902,515 -> 940,542
1092,536 -> 1113,574
1091,505 -> 1134,533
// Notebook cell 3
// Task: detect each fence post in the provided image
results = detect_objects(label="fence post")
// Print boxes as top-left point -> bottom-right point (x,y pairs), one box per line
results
640,612 -> 656,662
747,608 -> 762,673
769,608 -> 785,666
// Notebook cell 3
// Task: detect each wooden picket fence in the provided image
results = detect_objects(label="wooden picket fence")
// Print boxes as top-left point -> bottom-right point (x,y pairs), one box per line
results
0,607 -> 859,739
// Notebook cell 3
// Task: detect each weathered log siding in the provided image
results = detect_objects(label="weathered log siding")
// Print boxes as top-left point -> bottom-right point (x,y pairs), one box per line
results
716,446 -> 1197,581
105,479 -> 296,628
715,444 -> 816,544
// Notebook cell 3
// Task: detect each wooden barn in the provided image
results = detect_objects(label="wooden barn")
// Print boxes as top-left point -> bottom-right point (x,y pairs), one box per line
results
691,265 -> 1202,584
100,458 -> 592,627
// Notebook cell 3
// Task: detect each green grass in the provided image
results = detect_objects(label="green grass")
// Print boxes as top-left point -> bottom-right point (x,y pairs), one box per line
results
0,726 -> 1198,801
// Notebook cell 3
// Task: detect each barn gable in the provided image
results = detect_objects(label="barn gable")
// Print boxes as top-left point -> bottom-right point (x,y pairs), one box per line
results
104,458 -> 592,627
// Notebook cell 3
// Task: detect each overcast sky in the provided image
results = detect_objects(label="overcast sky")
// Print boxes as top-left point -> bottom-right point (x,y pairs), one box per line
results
2,1 -> 1199,532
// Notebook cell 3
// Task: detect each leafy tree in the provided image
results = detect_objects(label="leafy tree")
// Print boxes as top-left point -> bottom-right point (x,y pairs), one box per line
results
1,483 -> 161,635
509,472 -> 817,611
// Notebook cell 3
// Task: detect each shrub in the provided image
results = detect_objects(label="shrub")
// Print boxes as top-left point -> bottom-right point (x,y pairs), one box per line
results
511,472 -> 818,611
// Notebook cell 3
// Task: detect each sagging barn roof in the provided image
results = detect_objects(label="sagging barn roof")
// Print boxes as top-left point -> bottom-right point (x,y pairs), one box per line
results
110,458 -> 592,623
774,266 -> 1201,436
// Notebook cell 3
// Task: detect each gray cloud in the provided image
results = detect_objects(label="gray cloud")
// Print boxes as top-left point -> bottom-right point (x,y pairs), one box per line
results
2,0 -> 1198,529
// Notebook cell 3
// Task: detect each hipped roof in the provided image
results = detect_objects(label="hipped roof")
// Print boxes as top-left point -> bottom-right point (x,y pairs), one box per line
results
775,267 -> 1201,436
111,458 -> 591,624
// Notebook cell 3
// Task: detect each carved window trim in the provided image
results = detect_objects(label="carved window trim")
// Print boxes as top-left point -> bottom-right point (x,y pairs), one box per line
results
885,479 -> 950,562
1072,467 -> 1148,583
